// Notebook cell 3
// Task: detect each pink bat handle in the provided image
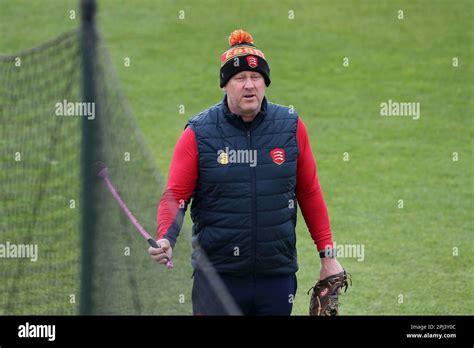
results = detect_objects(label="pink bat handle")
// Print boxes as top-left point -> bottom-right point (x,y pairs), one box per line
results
97,165 -> 173,269
147,238 -> 174,269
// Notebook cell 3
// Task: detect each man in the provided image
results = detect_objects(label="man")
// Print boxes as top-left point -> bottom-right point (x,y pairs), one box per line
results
149,29 -> 344,315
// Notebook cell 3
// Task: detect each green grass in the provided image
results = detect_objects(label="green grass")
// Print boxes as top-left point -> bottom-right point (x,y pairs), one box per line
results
1,0 -> 473,315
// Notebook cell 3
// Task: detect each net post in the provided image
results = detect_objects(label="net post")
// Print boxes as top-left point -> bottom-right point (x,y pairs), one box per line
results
80,0 -> 98,315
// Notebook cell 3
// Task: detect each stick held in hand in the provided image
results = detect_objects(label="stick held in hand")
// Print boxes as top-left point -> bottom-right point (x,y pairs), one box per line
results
95,161 -> 173,269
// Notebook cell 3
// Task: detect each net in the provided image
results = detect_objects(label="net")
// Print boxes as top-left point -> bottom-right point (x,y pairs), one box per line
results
0,29 -> 197,315
0,18 -> 240,314
0,30 -> 82,315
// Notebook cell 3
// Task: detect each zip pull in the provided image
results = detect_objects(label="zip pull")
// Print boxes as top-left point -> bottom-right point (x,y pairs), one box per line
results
247,130 -> 251,137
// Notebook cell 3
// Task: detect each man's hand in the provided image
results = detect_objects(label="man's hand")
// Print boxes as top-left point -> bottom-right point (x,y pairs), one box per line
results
148,238 -> 173,265
320,257 -> 343,281
307,257 -> 351,316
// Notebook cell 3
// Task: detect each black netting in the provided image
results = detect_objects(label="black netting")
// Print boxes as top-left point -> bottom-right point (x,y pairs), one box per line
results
0,30 -> 82,315
0,28 -> 237,315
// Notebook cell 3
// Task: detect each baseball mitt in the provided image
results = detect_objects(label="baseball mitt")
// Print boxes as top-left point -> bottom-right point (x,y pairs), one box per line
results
307,269 -> 352,316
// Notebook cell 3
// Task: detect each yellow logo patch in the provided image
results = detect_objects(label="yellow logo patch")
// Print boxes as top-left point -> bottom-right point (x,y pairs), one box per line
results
217,152 -> 229,165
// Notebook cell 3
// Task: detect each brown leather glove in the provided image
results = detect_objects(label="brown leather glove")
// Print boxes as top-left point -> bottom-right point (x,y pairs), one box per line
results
307,269 -> 352,316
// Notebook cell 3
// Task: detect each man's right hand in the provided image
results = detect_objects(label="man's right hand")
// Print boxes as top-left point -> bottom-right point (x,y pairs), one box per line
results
148,238 -> 173,265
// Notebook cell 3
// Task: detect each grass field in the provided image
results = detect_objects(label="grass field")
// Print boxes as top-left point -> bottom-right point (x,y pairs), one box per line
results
1,0 -> 473,315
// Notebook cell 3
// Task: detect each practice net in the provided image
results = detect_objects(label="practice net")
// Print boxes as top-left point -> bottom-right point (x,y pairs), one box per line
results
0,28 -> 233,314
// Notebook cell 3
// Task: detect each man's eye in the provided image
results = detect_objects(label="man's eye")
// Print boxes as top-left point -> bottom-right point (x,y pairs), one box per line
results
251,75 -> 261,79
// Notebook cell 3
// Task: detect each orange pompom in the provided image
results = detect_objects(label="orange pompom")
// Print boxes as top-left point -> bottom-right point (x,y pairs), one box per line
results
228,29 -> 254,46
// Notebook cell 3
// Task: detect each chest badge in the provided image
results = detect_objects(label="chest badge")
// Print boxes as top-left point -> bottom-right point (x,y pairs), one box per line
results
270,148 -> 285,165
217,151 -> 229,165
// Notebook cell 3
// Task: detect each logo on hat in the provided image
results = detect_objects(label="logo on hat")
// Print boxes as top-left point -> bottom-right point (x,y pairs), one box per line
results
246,55 -> 258,68
270,148 -> 285,165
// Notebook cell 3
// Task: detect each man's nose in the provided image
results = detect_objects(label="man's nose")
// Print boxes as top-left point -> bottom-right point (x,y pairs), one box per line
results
243,77 -> 255,89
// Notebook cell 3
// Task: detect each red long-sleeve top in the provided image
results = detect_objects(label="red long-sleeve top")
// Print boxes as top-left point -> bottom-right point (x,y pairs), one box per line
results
157,117 -> 333,252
